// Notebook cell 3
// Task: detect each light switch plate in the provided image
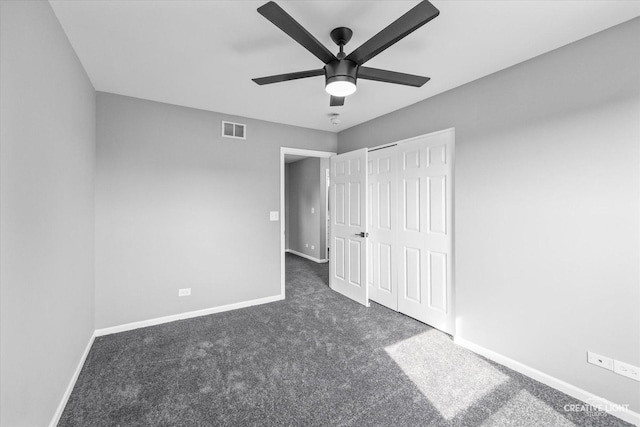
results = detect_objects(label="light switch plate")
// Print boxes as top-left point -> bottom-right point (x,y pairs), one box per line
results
269,211 -> 279,221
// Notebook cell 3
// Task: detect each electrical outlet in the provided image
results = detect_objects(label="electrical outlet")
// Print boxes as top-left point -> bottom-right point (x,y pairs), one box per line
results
311,245 -> 315,250
613,360 -> 640,381
311,207 -> 315,214
269,211 -> 279,221
178,288 -> 191,297
305,243 -> 308,248
587,352 -> 613,370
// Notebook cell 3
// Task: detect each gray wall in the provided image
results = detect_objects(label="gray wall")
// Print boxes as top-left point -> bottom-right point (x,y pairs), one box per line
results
96,93 -> 337,329
338,18 -> 640,411
286,158 -> 324,259
0,1 -> 96,426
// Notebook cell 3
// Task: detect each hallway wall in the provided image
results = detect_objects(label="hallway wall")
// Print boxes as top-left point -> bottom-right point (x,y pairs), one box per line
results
286,158 -> 324,260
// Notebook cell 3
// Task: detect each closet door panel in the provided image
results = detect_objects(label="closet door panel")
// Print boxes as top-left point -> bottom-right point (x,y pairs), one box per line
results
367,146 -> 398,310
397,131 -> 454,335
330,149 -> 370,307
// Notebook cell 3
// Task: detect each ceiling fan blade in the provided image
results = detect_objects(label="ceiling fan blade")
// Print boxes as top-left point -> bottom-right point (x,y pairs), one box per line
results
358,67 -> 430,87
345,0 -> 439,65
252,69 -> 325,85
330,96 -> 345,107
258,1 -> 337,64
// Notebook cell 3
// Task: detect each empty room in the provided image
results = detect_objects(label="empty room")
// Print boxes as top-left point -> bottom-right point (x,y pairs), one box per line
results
1,1 -> 639,426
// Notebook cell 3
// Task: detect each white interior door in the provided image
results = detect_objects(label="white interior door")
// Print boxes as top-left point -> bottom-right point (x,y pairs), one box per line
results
330,148 -> 369,307
397,130 -> 454,334
367,146 -> 398,310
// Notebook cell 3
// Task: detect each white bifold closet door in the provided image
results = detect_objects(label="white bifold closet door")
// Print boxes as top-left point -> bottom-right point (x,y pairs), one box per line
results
397,131 -> 454,334
329,148 -> 369,307
367,146 -> 399,311
367,130 -> 454,335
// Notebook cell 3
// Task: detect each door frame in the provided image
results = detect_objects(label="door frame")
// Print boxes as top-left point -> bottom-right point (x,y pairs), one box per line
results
280,147 -> 336,298
325,168 -> 330,260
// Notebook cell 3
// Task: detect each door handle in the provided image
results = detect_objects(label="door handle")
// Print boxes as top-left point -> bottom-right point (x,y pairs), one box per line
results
354,232 -> 369,238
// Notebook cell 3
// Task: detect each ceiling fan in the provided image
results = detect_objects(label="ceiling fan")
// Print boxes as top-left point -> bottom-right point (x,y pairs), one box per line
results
252,1 -> 440,107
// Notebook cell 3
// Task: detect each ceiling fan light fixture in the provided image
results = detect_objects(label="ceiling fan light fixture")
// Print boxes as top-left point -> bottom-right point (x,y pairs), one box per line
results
325,76 -> 357,97
253,1 -> 439,106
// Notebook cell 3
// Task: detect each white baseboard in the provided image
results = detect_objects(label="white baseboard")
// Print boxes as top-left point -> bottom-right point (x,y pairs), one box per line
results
285,249 -> 328,264
95,294 -> 284,337
49,331 -> 96,427
454,336 -> 640,426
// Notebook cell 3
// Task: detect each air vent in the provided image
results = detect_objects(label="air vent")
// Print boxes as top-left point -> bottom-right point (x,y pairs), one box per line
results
222,121 -> 246,139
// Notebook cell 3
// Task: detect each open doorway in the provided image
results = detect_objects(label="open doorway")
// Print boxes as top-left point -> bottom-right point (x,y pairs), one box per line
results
280,148 -> 335,297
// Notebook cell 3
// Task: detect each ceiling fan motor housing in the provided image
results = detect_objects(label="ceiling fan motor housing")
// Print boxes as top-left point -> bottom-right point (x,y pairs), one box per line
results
324,59 -> 358,87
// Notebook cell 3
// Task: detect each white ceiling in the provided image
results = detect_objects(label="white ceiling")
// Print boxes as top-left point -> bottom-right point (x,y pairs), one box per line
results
49,1 -> 639,132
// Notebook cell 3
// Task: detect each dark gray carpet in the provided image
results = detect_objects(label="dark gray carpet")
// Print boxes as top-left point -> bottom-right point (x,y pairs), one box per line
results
59,254 -> 631,426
